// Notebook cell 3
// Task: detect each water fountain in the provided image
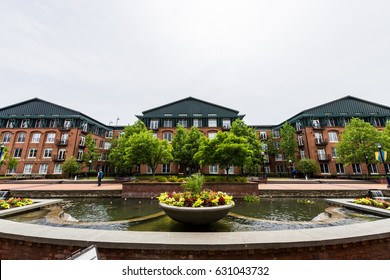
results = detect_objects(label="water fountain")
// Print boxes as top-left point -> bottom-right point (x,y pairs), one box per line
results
368,189 -> 386,199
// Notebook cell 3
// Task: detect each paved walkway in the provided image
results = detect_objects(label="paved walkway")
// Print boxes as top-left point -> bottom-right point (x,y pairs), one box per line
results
0,178 -> 388,191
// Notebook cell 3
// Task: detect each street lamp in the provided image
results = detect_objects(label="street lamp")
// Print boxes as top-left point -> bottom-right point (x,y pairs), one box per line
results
288,159 -> 293,178
377,144 -> 390,188
88,159 -> 92,179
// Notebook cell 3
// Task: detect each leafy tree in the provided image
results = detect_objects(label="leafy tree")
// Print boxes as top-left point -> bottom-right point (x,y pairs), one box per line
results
82,132 -> 99,171
336,118 -> 381,175
172,125 -> 205,174
280,122 -> 298,163
196,131 -> 252,177
379,120 -> 390,152
109,120 -> 148,176
7,157 -> 18,175
230,119 -> 262,175
126,131 -> 173,177
297,159 -> 320,179
0,146 -> 9,171
263,135 -> 280,175
62,156 -> 81,179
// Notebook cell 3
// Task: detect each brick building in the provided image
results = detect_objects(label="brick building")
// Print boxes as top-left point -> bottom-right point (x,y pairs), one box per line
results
0,95 -> 389,177
0,98 -> 121,177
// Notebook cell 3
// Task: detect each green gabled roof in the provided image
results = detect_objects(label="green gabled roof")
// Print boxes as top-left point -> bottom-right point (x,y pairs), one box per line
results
287,95 -> 390,122
139,96 -> 243,118
0,97 -> 108,128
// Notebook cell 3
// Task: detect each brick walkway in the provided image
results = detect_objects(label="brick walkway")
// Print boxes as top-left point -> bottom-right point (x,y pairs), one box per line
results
0,178 -> 388,191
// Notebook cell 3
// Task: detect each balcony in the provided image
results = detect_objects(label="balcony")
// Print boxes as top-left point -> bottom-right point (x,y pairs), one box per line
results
317,154 -> 331,161
52,155 -> 65,162
56,140 -> 68,146
222,125 -> 231,130
315,139 -> 328,146
58,126 -> 71,131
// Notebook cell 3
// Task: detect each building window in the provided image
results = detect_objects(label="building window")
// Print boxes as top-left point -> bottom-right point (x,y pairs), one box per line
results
163,131 -> 172,142
336,163 -> 345,174
177,119 -> 187,127
77,150 -> 83,161
260,132 -> 267,140
60,133 -> 68,144
352,163 -> 362,174
6,119 -> 15,128
222,119 -> 231,129
150,120 -> 159,130
275,154 -> 283,161
43,148 -> 53,158
163,119 -> 173,127
272,130 -> 280,138
35,119 -> 43,128
46,133 -> 56,143
81,122 -> 88,132
99,140 -> 104,149
300,150 -> 305,159
162,164 -> 171,174
373,117 -> 383,127
147,165 -> 153,174
314,133 -> 323,144
328,132 -> 338,142
104,142 -> 111,150
16,133 -> 26,143
320,163 -> 330,174
312,119 -> 321,128
23,164 -> 33,174
274,142 -> 280,149
49,119 -> 58,128
208,119 -> 217,127
39,164 -> 49,174
331,147 -> 338,158
224,166 -> 234,175
7,167 -> 16,174
31,133 -> 41,143
20,119 -> 29,128
327,118 -> 336,127
276,165 -> 286,173
64,120 -> 71,129
208,132 -> 217,139
209,165 -> 218,174
368,164 -> 379,174
13,148 -> 22,158
295,122 -> 302,131
193,119 -> 202,127
2,133 -> 12,143
28,148 -> 38,158
80,136 -> 86,146
298,135 -> 304,146
54,164 -> 62,174
317,149 -> 326,160
58,149 -> 66,160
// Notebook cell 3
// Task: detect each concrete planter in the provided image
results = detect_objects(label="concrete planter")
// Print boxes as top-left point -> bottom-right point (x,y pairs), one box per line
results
159,202 -> 235,225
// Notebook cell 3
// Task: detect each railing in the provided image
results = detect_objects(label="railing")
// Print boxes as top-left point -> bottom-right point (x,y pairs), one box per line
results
56,140 -> 68,146
317,154 -> 331,161
52,155 -> 65,161
315,138 -> 328,146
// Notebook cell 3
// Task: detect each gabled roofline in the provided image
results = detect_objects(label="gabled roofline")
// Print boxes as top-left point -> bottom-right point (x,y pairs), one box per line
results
284,95 -> 390,124
141,96 -> 240,115
0,97 -> 110,129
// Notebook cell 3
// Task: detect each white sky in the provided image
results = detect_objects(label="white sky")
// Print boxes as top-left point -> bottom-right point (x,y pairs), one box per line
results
1,0 -> 389,126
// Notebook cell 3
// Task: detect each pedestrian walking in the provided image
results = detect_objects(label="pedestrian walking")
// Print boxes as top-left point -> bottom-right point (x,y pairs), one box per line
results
97,169 -> 104,186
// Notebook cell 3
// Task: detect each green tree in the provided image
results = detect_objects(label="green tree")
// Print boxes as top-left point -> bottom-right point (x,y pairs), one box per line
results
172,125 -> 205,174
108,120 -> 148,176
379,120 -> 390,152
263,135 -> 280,175
0,146 -> 9,172
196,131 -> 252,177
7,157 -> 18,176
62,156 -> 81,179
230,119 -> 262,175
297,159 -> 320,179
336,118 -> 381,176
82,132 -> 99,172
126,131 -> 173,177
280,122 -> 298,163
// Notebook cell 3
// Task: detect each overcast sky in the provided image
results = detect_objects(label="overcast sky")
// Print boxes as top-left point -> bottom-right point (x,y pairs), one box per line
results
1,0 -> 389,126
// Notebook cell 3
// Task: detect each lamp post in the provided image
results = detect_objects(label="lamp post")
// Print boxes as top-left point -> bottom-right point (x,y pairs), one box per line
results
261,151 -> 265,178
288,159 -> 293,178
0,143 -> 5,174
377,144 -> 390,188
88,159 -> 92,179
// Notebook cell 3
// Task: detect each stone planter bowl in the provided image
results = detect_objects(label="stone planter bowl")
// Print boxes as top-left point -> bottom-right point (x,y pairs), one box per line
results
159,202 -> 235,225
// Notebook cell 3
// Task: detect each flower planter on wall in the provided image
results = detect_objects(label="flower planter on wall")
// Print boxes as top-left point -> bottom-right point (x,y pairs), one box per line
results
159,202 -> 234,225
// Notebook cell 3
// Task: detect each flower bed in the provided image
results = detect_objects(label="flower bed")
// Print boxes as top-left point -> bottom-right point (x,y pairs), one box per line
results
0,197 -> 34,210
353,197 -> 390,210
157,190 -> 234,207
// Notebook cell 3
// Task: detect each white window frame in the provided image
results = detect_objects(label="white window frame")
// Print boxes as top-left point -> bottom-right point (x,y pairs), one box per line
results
150,120 -> 159,130
208,118 -> 217,128
39,164 -> 49,174
224,165 -> 234,175
80,136 -> 86,146
43,148 -> 52,158
328,132 -> 338,142
2,133 -> 12,143
23,164 -> 33,174
58,149 -> 66,160
209,165 -> 219,174
260,132 -> 267,140
368,164 -> 379,174
31,133 -> 41,143
28,148 -> 38,158
317,148 -> 326,160
16,133 -> 26,143
352,163 -> 362,174
208,132 -> 217,139
320,163 -> 330,174
77,150 -> 84,161
275,154 -> 283,161
46,133 -> 56,143
163,131 -> 173,142
222,119 -> 231,129
193,119 -> 202,127
54,164 -> 62,174
162,163 -> 171,174
163,119 -> 173,128
13,148 -> 22,158
336,163 -> 345,174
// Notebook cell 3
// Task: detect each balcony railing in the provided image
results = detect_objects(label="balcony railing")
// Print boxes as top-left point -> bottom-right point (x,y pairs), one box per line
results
52,155 -> 65,162
56,140 -> 68,146
315,138 -> 328,146
317,154 -> 331,161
